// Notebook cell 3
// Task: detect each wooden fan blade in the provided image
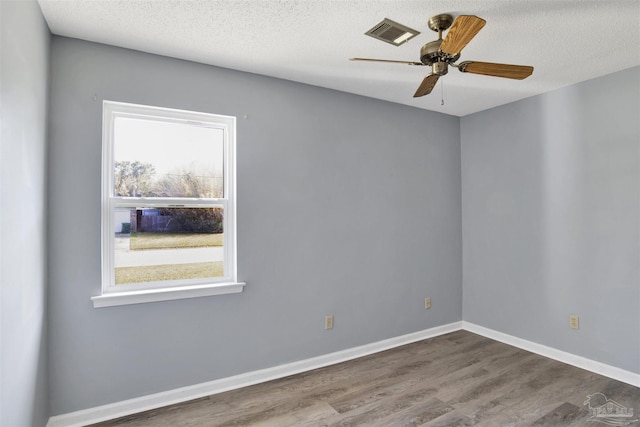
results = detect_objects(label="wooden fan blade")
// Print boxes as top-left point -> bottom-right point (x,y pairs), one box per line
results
439,15 -> 486,56
350,57 -> 425,65
458,61 -> 534,79
413,74 -> 439,98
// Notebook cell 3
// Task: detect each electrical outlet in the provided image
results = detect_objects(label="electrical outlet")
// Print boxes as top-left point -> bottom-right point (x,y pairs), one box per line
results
425,297 -> 431,309
569,314 -> 579,330
325,315 -> 334,330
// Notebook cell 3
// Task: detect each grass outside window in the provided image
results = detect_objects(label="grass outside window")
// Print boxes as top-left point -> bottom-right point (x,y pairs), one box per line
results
115,232 -> 224,284
129,232 -> 223,250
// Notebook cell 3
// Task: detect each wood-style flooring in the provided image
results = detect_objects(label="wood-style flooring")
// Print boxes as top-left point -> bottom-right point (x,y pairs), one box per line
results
91,330 -> 640,426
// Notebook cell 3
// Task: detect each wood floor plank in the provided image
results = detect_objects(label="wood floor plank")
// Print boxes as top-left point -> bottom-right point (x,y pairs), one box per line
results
531,402 -> 584,426
91,331 -> 640,427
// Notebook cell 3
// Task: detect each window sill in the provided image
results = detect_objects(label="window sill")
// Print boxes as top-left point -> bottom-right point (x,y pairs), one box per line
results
91,281 -> 245,308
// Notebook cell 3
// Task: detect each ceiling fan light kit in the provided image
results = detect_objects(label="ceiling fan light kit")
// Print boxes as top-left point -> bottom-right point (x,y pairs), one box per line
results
352,13 -> 534,98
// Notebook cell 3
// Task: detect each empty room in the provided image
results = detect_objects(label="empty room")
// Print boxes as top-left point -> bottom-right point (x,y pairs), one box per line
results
1,0 -> 638,426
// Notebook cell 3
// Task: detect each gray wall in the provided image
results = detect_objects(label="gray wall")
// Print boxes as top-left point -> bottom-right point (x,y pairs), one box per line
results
47,37 -> 462,415
0,0 -> 50,425
461,67 -> 640,373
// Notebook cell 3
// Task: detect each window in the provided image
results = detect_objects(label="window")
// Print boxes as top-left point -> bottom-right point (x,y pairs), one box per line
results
92,101 -> 244,307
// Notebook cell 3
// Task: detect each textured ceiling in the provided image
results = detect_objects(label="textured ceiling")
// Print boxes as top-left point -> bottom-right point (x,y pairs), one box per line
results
37,0 -> 640,116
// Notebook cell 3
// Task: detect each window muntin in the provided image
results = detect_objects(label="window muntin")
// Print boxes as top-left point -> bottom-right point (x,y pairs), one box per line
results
101,101 -> 237,295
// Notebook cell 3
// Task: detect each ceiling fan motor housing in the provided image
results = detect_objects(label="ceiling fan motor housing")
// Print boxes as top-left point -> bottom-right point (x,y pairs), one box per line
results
420,40 -> 442,65
420,39 -> 459,75
420,38 -> 460,62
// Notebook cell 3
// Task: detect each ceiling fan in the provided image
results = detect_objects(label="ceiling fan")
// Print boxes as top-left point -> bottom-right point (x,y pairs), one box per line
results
350,14 -> 534,98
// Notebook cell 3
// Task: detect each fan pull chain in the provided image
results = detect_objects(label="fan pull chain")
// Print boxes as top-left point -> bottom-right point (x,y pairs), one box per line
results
440,78 -> 445,106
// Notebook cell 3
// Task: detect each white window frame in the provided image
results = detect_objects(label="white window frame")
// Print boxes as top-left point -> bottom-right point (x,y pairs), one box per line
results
92,101 -> 244,308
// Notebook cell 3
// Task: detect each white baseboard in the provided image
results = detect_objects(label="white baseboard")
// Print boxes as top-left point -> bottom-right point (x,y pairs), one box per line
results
46,321 -> 462,427
47,320 -> 640,426
462,321 -> 640,388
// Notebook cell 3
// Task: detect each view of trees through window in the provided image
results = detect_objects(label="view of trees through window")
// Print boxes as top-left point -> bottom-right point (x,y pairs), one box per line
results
114,160 -> 223,198
112,117 -> 225,286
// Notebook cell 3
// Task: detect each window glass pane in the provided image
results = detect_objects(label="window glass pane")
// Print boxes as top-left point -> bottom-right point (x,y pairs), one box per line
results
113,117 -> 224,198
114,207 -> 224,285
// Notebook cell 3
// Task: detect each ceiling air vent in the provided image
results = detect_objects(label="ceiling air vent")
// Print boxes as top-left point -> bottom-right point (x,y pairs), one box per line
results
365,18 -> 420,46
